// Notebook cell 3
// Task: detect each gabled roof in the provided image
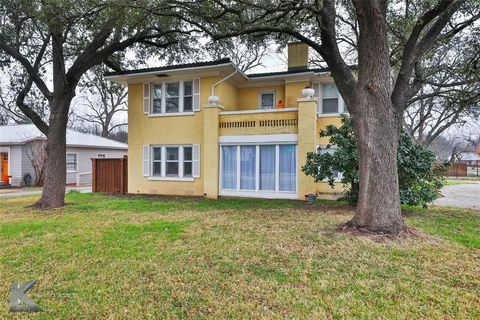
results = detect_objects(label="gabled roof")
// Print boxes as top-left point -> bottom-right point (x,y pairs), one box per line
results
104,58 -> 333,85
0,124 -> 128,149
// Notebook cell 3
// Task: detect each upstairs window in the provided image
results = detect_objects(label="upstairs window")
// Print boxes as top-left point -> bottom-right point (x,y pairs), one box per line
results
183,81 -> 193,112
259,91 -> 275,109
152,84 -> 163,113
321,83 -> 339,114
165,83 -> 180,113
149,80 -> 197,115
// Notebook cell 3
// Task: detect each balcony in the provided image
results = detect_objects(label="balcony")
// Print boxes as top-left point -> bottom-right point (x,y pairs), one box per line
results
219,108 -> 298,136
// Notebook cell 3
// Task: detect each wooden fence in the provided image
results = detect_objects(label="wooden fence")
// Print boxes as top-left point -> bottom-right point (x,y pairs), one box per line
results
92,156 -> 128,194
446,162 -> 468,177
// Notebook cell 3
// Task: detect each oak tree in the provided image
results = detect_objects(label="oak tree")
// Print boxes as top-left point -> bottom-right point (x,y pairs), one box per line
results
0,0 -> 197,208
181,0 -> 479,233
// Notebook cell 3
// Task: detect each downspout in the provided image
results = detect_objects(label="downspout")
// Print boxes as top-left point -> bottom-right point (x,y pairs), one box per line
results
208,69 -> 238,105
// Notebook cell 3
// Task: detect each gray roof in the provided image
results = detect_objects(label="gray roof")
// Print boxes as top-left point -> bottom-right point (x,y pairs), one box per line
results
0,124 -> 128,150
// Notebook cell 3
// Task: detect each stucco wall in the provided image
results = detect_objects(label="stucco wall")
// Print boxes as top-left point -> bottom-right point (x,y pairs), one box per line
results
127,82 -> 206,195
128,75 -> 345,198
237,85 -> 285,110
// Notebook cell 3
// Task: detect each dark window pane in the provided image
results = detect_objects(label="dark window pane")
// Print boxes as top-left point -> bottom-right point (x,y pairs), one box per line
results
166,147 -> 178,160
166,162 -> 179,176
166,98 -> 179,113
184,81 -> 193,96
322,98 -> 338,113
153,147 -> 161,160
184,162 -> 192,176
166,83 -> 179,97
153,85 -> 162,98
153,162 -> 161,176
183,96 -> 193,112
152,98 -> 162,113
261,93 -> 274,109
183,147 -> 192,161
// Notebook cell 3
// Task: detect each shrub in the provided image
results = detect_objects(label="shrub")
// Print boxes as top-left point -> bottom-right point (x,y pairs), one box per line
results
302,116 -> 447,207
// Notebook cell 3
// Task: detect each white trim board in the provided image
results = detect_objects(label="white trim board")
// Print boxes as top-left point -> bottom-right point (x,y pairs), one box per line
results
220,107 -> 298,115
219,190 -> 298,200
219,134 -> 298,144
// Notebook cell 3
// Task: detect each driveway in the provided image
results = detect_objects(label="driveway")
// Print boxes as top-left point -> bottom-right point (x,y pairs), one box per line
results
434,182 -> 480,210
0,186 -> 91,199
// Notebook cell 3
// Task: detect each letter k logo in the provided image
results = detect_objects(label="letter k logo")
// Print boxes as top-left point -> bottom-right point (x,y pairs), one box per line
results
10,280 -> 41,312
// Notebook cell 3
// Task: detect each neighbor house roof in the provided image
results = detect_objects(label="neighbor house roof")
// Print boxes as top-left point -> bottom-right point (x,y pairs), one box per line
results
0,124 -> 128,149
459,152 -> 480,161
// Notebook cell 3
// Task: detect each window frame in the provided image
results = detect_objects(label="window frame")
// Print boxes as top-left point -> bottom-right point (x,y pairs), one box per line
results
165,81 -> 180,114
183,80 -> 193,112
66,153 -> 78,173
150,80 -> 195,115
258,91 -> 276,110
183,146 -> 193,177
148,145 -> 194,181
165,146 -> 180,177
151,146 -> 163,177
315,82 -> 348,116
219,143 -> 297,196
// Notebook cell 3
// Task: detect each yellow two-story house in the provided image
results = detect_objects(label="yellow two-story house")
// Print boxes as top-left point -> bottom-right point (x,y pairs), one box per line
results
106,43 -> 346,200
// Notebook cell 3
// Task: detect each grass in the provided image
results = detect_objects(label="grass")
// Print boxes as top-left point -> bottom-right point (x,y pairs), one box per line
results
447,176 -> 480,181
0,194 -> 479,319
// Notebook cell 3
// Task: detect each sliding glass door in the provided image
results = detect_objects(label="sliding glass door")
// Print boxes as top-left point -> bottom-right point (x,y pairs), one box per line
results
260,145 -> 276,191
279,145 -> 296,192
221,146 -> 237,189
220,144 -> 296,197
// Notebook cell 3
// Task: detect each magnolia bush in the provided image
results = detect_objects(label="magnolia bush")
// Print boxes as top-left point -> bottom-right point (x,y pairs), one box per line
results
302,116 -> 447,207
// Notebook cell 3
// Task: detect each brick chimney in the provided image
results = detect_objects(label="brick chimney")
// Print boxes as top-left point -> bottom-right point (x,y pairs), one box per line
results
287,42 -> 308,71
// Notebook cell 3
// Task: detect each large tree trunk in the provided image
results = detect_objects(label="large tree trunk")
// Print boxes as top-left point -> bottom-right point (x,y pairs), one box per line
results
34,97 -> 71,208
349,101 -> 405,233
346,0 -> 405,234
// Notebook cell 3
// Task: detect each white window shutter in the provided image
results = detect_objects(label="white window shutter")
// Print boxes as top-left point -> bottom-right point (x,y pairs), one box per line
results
193,78 -> 200,111
192,144 -> 200,178
143,83 -> 150,114
143,145 -> 149,176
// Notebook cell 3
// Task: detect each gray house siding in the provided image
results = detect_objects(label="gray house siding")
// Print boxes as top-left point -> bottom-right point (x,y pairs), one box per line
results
22,142 -> 38,185
0,143 -> 127,186
65,147 -> 127,185
9,146 -> 23,186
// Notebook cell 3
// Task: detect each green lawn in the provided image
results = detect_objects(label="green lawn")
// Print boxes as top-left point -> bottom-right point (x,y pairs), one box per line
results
0,193 -> 479,319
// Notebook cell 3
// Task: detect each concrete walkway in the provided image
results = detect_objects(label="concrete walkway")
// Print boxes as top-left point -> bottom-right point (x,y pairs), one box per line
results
0,186 -> 91,199
434,183 -> 480,210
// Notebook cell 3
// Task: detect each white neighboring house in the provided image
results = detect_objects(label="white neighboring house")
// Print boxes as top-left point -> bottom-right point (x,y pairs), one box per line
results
0,124 -> 128,187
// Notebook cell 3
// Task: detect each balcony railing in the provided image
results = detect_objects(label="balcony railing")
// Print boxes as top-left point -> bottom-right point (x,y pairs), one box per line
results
219,108 -> 298,136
